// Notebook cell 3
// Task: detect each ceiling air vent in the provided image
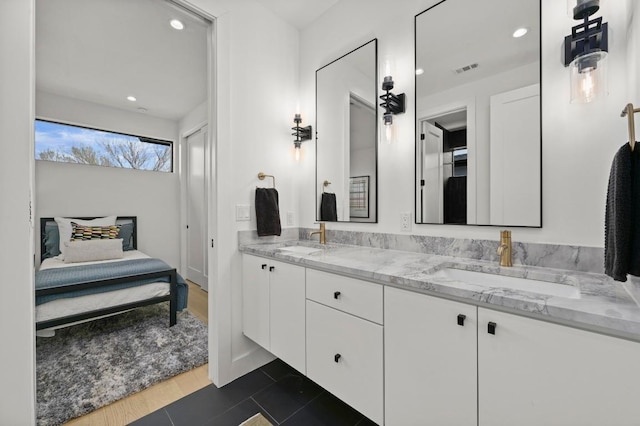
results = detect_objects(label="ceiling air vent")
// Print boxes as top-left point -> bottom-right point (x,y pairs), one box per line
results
453,63 -> 479,74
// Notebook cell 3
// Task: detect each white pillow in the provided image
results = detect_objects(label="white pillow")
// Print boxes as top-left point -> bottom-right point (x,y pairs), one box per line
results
54,216 -> 117,259
63,239 -> 124,263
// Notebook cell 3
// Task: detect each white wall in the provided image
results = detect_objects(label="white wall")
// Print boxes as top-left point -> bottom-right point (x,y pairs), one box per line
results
35,91 -> 181,268
628,0 -> 640,106
35,161 -> 181,265
0,1 -> 36,424
185,0 -> 301,386
300,0 -> 632,248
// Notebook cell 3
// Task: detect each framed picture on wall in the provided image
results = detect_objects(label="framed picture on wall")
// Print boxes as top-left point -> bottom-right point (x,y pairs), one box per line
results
349,175 -> 369,218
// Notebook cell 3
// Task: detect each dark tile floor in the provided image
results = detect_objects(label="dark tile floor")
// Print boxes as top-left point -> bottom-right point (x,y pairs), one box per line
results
129,359 -> 378,426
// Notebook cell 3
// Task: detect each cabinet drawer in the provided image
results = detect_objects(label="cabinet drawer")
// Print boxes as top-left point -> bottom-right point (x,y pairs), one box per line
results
306,300 -> 383,425
306,269 -> 383,324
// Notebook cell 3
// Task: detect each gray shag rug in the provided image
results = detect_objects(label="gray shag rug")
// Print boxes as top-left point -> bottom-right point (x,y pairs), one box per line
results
36,304 -> 208,426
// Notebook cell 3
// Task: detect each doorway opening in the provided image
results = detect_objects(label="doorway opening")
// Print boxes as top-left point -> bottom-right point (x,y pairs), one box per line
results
417,108 -> 468,224
34,0 -> 215,421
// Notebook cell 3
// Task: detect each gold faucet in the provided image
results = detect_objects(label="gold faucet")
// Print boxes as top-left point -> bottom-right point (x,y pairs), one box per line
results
309,223 -> 326,244
497,230 -> 513,267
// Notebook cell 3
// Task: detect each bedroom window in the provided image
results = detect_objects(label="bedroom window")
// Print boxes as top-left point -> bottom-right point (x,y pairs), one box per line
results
34,120 -> 173,172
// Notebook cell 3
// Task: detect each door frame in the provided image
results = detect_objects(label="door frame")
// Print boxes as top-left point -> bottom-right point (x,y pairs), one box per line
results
416,98 -> 477,224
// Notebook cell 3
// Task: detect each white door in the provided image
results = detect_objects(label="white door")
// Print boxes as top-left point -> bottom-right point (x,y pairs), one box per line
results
186,126 -> 208,289
418,121 -> 444,223
489,84 -> 541,226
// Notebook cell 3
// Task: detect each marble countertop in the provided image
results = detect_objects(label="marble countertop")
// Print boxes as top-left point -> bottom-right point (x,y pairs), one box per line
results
239,240 -> 640,340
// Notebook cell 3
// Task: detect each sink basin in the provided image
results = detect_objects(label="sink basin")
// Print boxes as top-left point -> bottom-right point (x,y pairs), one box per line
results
433,268 -> 580,299
276,245 -> 323,255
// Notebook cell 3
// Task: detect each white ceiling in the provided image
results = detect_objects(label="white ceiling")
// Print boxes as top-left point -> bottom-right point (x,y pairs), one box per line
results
36,0 -> 209,121
255,0 -> 340,29
36,0 -> 535,122
35,0 -> 340,122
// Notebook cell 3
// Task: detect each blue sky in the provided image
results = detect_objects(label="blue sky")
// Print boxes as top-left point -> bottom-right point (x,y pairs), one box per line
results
34,120 -> 138,156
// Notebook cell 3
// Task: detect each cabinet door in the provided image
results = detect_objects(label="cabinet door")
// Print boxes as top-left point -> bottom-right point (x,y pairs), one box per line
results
270,260 -> 306,374
242,255 -> 270,349
478,308 -> 640,426
384,286 -> 477,426
306,300 -> 383,425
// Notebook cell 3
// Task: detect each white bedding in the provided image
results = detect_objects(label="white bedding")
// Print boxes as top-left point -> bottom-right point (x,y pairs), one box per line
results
37,250 -> 170,327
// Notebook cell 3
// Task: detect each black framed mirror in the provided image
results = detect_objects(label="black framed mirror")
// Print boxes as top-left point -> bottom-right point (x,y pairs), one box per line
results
316,39 -> 378,223
415,0 -> 541,227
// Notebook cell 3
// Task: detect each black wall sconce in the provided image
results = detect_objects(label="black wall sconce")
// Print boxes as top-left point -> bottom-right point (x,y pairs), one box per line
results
379,76 -> 406,144
292,113 -> 312,161
563,0 -> 608,103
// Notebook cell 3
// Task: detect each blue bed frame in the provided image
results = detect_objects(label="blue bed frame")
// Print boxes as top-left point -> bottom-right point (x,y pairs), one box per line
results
36,216 -> 178,330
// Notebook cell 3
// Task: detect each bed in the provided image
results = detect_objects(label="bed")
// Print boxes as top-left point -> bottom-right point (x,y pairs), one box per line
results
35,216 -> 188,332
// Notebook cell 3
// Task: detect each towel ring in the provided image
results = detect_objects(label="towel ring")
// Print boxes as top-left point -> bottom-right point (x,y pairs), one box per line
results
621,103 -> 639,152
258,172 -> 276,188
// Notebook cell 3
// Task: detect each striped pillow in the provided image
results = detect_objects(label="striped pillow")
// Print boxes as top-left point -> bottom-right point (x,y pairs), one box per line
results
70,222 -> 121,241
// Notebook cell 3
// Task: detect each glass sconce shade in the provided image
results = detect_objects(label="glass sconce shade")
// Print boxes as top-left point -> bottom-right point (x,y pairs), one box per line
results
379,74 -> 405,144
569,51 -> 607,103
291,114 -> 312,161
382,113 -> 396,144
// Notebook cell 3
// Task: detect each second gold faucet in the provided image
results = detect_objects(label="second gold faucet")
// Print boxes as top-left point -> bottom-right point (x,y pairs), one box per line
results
497,230 -> 513,267
309,223 -> 326,244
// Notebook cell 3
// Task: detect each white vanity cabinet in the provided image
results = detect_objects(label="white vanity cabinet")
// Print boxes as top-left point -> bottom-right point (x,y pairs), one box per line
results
385,284 -> 640,426
305,269 -> 384,425
242,251 -> 640,426
242,254 -> 306,373
384,286 -> 478,426
478,308 -> 640,426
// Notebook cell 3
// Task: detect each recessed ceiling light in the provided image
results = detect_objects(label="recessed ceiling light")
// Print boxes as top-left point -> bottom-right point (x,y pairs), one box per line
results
127,96 -> 137,102
415,68 -> 425,75
170,19 -> 184,30
513,27 -> 528,38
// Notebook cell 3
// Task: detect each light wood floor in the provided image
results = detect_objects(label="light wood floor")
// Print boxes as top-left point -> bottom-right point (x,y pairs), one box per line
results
65,281 -> 211,425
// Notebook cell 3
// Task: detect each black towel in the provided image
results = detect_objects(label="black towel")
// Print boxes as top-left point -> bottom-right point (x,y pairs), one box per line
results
320,192 -> 337,221
604,143 -> 636,281
255,188 -> 281,237
630,144 -> 640,277
444,176 -> 467,224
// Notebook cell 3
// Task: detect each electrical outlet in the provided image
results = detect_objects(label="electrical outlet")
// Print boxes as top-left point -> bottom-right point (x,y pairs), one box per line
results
400,212 -> 412,232
287,211 -> 295,226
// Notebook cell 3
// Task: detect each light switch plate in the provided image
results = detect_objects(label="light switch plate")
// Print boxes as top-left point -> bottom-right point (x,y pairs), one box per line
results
400,212 -> 412,232
287,211 -> 295,226
236,204 -> 250,221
